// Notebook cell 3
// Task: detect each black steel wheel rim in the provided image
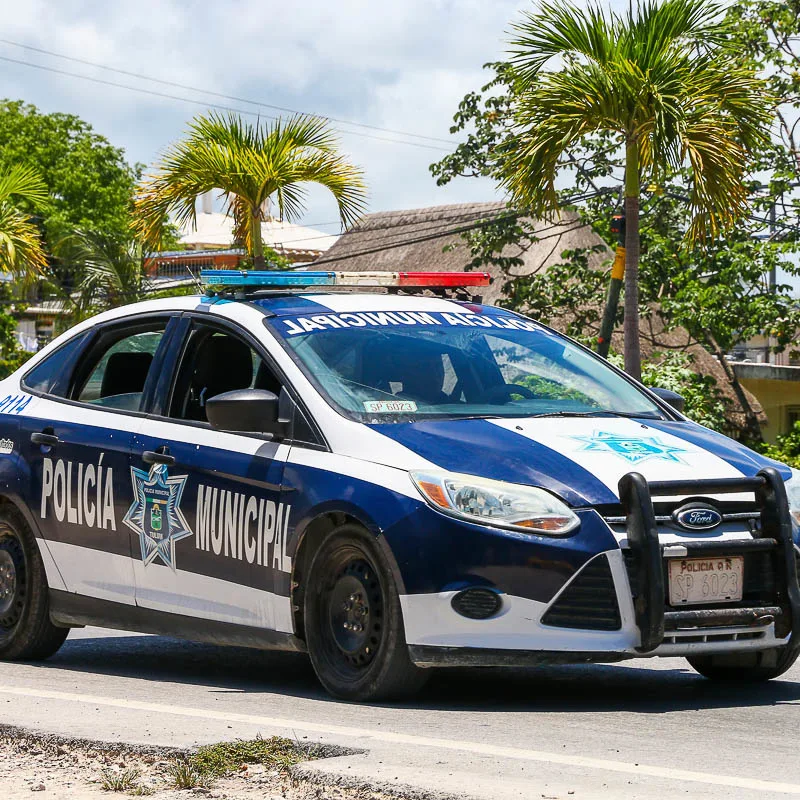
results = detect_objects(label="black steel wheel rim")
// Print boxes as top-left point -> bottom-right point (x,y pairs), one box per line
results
324,554 -> 384,673
0,530 -> 26,635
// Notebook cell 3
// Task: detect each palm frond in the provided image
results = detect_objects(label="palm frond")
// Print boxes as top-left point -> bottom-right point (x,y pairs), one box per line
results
0,163 -> 49,210
133,113 -> 367,252
504,0 -> 772,241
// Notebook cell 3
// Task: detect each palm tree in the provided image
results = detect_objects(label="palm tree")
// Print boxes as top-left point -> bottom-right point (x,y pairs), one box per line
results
52,231 -> 151,321
0,164 -> 49,279
505,0 -> 772,379
134,113 -> 367,268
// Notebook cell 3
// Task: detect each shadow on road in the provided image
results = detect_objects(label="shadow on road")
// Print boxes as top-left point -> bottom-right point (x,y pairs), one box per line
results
38,631 -> 800,715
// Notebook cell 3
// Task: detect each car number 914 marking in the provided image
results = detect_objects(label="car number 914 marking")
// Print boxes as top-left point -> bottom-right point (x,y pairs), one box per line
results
667,556 -> 744,606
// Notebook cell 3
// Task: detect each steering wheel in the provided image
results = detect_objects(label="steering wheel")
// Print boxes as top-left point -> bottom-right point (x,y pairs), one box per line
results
479,383 -> 537,404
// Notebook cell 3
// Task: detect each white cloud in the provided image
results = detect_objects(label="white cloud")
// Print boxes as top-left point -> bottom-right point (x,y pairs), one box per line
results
0,0 -> 530,225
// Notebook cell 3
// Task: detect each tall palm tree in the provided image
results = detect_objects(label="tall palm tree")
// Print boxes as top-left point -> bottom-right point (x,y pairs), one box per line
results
0,164 -> 49,279
134,113 -> 367,268
505,0 -> 772,379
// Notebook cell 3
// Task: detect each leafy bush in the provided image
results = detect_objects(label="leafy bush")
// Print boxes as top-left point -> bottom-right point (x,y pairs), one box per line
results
758,423 -> 800,469
639,351 -> 733,435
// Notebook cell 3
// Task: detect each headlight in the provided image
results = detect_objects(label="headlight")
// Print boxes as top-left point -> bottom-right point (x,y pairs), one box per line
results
410,470 -> 580,535
787,469 -> 800,526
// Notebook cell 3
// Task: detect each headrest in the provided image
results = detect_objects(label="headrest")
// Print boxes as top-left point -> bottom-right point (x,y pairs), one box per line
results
100,351 -> 153,398
191,334 -> 254,399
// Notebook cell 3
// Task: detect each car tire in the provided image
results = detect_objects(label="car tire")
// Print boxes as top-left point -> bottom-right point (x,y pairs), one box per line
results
303,524 -> 428,701
0,505 -> 68,661
687,647 -> 799,682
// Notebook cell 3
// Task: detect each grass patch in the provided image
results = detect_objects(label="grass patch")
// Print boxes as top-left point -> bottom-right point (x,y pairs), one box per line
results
167,760 -> 208,789
188,735 -> 309,778
99,767 -> 141,792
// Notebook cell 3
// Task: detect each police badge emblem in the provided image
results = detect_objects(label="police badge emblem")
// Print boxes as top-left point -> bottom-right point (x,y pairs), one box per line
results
123,463 -> 192,569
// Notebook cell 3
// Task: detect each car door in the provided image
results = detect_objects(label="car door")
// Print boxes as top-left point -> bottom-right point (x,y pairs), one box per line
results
18,316 -> 176,607
131,315 -> 294,634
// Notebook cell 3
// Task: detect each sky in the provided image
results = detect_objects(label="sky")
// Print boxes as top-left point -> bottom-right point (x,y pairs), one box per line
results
0,0 -> 532,234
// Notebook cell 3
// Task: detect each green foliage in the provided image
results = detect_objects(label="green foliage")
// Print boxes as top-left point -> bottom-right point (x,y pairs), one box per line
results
0,283 -> 32,379
430,0 -> 800,439
134,113 -> 367,269
167,760 -> 208,790
0,163 -> 49,278
187,736 -> 309,778
49,231 -> 151,320
0,100 -> 138,243
98,766 -> 142,792
640,350 -> 733,434
758,423 -> 800,468
517,373 -> 597,405
504,0 -> 773,239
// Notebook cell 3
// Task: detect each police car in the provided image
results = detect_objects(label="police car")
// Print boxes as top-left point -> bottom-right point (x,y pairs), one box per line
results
0,269 -> 798,701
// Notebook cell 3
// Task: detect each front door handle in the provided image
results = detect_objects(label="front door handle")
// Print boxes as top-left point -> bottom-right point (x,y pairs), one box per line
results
142,446 -> 176,467
31,429 -> 59,447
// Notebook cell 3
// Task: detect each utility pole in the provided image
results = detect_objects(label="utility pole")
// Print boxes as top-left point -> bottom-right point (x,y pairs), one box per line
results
768,201 -> 777,364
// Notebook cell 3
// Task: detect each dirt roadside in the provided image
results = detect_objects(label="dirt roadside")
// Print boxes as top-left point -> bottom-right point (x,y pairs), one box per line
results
0,725 -> 430,800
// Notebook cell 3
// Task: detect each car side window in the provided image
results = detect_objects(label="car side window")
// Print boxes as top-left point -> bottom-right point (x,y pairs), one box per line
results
72,322 -> 167,411
168,323 -> 282,424
22,333 -> 88,397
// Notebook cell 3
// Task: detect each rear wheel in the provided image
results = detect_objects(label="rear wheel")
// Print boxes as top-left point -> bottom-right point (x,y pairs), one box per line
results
303,524 -> 428,701
687,647 -> 799,682
0,506 -> 68,661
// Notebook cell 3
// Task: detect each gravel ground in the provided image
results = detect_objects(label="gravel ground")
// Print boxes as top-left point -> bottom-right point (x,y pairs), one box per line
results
0,727 -> 405,800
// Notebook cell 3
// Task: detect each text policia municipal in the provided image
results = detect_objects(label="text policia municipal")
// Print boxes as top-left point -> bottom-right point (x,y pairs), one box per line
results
39,457 -> 292,573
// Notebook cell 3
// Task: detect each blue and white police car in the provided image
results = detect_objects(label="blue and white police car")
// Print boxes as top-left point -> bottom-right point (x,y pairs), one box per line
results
0,269 -> 798,700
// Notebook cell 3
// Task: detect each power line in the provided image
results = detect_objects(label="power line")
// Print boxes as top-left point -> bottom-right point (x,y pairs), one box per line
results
0,39 -> 455,147
0,54 -> 453,153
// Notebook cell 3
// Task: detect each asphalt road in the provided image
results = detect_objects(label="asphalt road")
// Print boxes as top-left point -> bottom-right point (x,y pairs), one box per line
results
1,627 -> 800,799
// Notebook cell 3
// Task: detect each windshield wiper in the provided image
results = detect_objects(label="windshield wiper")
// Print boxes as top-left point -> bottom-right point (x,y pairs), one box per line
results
527,410 -> 664,420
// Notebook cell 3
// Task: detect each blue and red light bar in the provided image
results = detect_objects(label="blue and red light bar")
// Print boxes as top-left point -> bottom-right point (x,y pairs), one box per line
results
200,269 -> 491,291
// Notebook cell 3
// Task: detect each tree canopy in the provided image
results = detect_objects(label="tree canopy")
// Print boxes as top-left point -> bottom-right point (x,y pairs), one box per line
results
0,100 -> 138,243
430,0 -> 800,443
503,0 -> 773,379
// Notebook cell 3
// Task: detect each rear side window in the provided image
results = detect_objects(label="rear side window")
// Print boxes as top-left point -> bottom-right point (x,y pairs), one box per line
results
22,334 -> 87,396
73,324 -> 167,411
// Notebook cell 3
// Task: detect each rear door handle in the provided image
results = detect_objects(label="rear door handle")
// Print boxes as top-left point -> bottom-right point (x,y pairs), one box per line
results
31,430 -> 60,447
142,446 -> 176,467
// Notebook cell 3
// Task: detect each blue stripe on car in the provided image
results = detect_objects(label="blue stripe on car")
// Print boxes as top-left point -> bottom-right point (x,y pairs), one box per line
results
368,418 -> 619,507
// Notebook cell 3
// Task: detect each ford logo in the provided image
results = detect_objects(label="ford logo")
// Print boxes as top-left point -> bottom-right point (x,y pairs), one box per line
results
673,505 -> 723,531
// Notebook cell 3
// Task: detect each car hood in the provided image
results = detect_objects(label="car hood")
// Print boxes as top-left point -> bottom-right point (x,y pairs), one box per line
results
366,416 -> 788,507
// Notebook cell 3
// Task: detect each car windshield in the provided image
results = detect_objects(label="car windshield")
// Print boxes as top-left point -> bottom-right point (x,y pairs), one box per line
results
269,308 -> 665,422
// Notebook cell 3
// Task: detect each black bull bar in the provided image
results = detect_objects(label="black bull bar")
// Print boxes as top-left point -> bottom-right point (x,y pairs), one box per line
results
618,467 -> 800,653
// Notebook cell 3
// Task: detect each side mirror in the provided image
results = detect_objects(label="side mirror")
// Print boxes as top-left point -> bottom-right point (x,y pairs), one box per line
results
650,387 -> 686,414
205,388 -> 289,438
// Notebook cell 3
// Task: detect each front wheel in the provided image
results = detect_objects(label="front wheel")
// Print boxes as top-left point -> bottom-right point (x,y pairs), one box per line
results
0,505 -> 69,661
687,647 -> 799,682
303,524 -> 428,701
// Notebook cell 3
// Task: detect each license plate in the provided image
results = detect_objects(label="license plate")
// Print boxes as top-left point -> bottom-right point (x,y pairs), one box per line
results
667,556 -> 744,606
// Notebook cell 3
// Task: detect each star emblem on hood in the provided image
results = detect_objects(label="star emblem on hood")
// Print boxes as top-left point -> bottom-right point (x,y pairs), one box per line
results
570,430 -> 688,464
123,463 -> 193,569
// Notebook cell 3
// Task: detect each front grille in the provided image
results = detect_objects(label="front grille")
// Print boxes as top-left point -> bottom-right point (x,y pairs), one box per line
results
542,554 -> 621,631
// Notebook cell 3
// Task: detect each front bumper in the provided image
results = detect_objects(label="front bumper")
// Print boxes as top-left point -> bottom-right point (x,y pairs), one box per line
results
404,467 -> 800,668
